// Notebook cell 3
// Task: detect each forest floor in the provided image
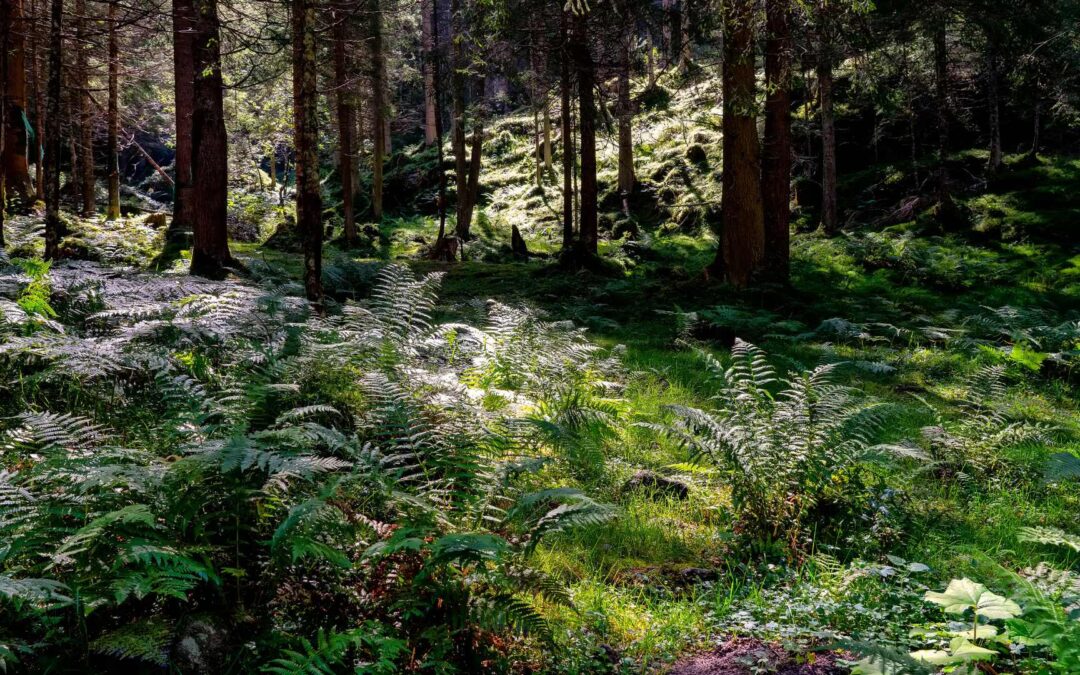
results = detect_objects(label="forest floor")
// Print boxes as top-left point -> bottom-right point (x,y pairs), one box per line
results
221,150 -> 1080,672
2,67 -> 1079,673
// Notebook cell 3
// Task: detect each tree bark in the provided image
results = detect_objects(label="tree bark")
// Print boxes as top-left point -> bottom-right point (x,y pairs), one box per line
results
333,8 -> 356,246
570,9 -> 597,257
450,0 -> 467,233
616,8 -> 635,214
456,76 -> 484,239
370,0 -> 386,220
762,0 -> 792,281
709,0 -> 764,286
105,0 -> 120,220
985,35 -> 1002,175
0,0 -> 7,245
933,23 -> 949,200
817,51 -> 838,234
421,0 -> 437,145
171,0 -> 195,237
43,0 -> 63,259
3,0 -> 34,201
75,0 -> 95,216
293,0 -> 322,306
430,0 -> 447,240
559,9 -> 574,253
189,0 -> 234,278
30,0 -> 44,202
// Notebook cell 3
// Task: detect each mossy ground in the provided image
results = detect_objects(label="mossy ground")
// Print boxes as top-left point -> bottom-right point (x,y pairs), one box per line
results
11,67 -> 1079,671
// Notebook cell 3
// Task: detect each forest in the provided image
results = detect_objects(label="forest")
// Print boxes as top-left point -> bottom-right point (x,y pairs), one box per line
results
0,0 -> 1079,672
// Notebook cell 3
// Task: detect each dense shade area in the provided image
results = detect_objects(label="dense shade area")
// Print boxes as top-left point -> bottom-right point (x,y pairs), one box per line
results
1,0 -> 1079,673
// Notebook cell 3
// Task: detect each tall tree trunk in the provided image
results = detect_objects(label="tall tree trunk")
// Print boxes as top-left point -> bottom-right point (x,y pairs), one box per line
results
1028,91 -> 1040,159
171,0 -> 195,238
660,0 -> 672,68
431,0 -> 447,240
933,23 -> 949,200
105,0 -> 120,220
450,0 -> 467,233
189,0 -> 234,278
678,0 -> 692,72
762,0 -> 792,281
456,77 -> 484,239
0,0 -> 7,245
75,0 -> 94,216
43,0 -> 63,259
559,9 -> 573,253
985,35 -> 1002,175
709,0 -> 764,286
3,0 -> 34,201
30,0 -> 44,202
370,0 -> 385,220
817,51 -> 837,234
571,10 -> 597,257
421,0 -> 437,145
543,99 -> 552,171
293,0 -> 322,306
616,9 -> 635,215
333,9 -> 356,246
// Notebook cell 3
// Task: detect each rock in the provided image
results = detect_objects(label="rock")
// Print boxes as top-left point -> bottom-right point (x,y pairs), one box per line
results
511,224 -> 529,260
678,567 -> 719,585
623,470 -> 689,500
172,618 -> 230,674
143,212 -> 169,229
686,144 -> 708,165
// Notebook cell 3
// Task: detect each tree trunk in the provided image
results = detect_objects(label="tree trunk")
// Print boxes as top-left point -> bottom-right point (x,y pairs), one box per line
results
571,9 -> 597,257
0,0 -> 7,245
543,99 -> 552,171
678,0 -> 692,72
3,0 -> 34,201
430,0 -> 447,240
709,0 -> 764,286
171,0 -> 195,237
75,0 -> 94,216
189,0 -> 234,278
617,11 -> 635,215
333,9 -> 356,246
30,0 -> 44,202
1029,92 -> 1040,159
450,0 -> 467,233
985,35 -> 1002,175
559,9 -> 573,253
456,76 -> 484,239
293,0 -> 322,306
421,0 -> 437,145
43,0 -> 63,259
817,52 -> 838,234
370,0 -> 385,220
105,0 -> 120,220
933,23 -> 949,200
762,0 -> 792,281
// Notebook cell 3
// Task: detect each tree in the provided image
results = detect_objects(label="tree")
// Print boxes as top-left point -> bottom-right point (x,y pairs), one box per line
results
74,0 -> 95,217
189,0 -> 235,278
709,0 -> 763,287
569,5 -> 597,258
816,10 -> 839,235
370,0 -> 387,221
333,7 -> 357,246
171,0 -> 195,239
616,0 -> 636,215
559,7 -> 573,253
762,0 -> 792,280
2,0 -> 34,201
105,0 -> 121,220
421,0 -> 437,145
293,0 -> 323,306
43,0 -> 63,259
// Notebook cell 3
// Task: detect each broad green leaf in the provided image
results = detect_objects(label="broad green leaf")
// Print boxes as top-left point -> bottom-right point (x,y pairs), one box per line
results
949,638 -> 998,661
924,578 -> 1021,620
910,649 -> 951,665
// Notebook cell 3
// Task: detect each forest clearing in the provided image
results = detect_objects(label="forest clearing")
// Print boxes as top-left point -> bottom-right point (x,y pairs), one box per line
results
1,0 -> 1079,672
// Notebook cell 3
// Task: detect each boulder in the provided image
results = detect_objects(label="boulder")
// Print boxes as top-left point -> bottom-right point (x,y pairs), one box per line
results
622,470 -> 689,500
